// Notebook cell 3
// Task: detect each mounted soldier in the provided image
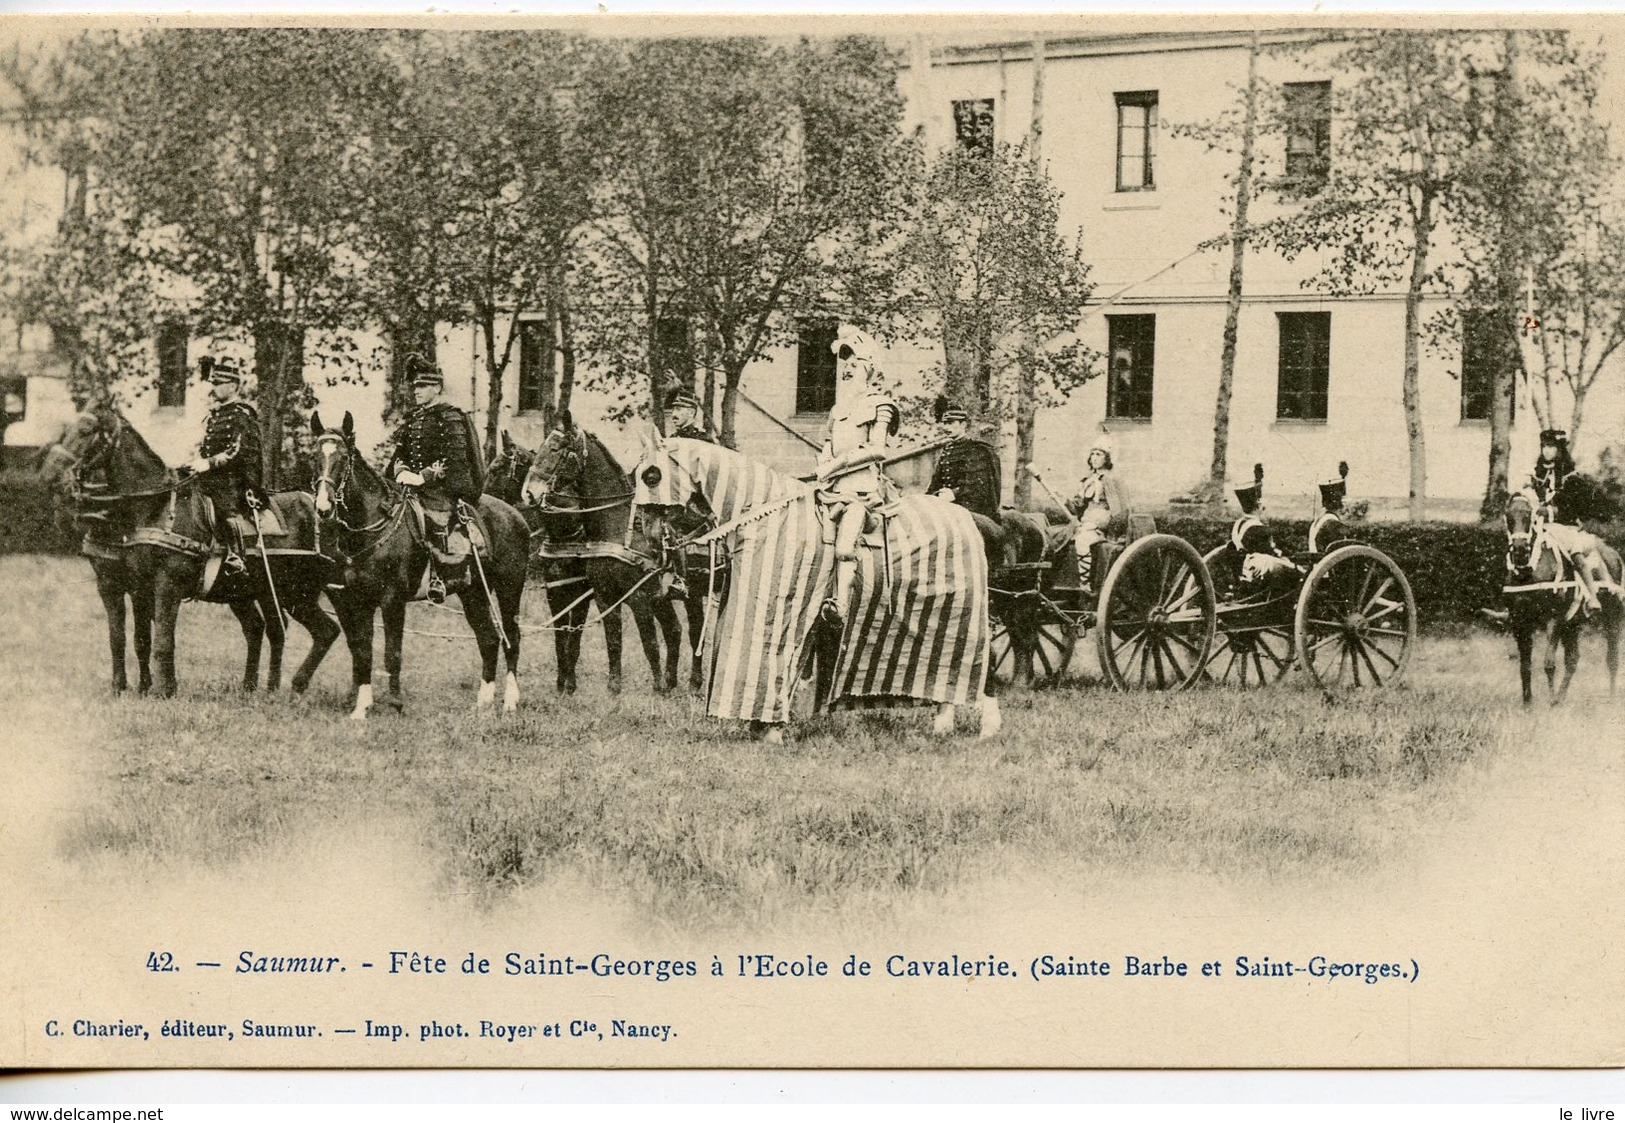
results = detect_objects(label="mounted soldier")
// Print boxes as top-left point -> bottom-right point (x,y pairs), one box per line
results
187,357 -> 262,577
1525,429 -> 1614,616
1308,461 -> 1351,558
816,326 -> 899,629
662,383 -> 711,443
926,394 -> 1001,523
1230,463 -> 1298,598
387,354 -> 484,604
658,382 -> 714,600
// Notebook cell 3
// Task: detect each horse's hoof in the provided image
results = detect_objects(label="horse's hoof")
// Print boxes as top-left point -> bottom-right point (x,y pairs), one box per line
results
608,678 -> 623,696
291,676 -> 311,695
762,727 -> 785,746
382,695 -> 404,714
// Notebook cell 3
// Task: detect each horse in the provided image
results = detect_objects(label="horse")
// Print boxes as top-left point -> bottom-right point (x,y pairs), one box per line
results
518,415 -> 689,695
1501,490 -> 1622,705
47,403 -> 342,698
631,429 -> 1002,743
39,411 -> 154,695
309,411 -> 529,719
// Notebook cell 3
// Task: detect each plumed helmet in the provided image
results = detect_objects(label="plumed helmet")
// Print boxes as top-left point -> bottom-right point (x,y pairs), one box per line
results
405,352 -> 443,387
663,385 -> 700,413
1232,462 -> 1265,515
203,356 -> 243,384
1318,460 -> 1349,509
1539,429 -> 1568,448
932,394 -> 969,424
832,325 -> 877,366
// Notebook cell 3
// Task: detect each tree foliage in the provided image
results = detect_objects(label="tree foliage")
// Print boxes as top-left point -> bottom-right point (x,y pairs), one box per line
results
575,35 -> 917,446
901,141 -> 1096,441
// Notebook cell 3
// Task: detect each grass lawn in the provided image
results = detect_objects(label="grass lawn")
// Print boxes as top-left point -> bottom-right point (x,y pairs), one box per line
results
4,554 -> 1616,930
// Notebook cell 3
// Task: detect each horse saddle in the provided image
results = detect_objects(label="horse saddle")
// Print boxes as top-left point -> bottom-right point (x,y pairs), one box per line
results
227,504 -> 287,541
406,496 -> 486,564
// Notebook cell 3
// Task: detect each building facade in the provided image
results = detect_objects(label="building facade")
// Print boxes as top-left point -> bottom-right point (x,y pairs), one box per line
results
6,28 -> 1621,515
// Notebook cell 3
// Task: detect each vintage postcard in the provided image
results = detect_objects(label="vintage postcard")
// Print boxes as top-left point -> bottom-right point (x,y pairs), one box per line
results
0,11 -> 1622,1073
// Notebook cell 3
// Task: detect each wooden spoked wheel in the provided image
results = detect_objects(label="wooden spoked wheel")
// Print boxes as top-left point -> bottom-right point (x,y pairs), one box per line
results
1096,534 -> 1217,691
989,597 -> 1077,689
1201,544 -> 1296,688
1293,545 -> 1417,690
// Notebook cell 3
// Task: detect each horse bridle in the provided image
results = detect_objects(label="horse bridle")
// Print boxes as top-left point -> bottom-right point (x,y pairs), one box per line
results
313,430 -> 397,536
528,428 -> 634,516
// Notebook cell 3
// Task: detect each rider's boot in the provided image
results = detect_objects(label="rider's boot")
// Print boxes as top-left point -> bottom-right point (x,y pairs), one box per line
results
426,565 -> 448,604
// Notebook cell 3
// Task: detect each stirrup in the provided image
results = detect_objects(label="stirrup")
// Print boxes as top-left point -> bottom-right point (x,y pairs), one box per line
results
223,551 -> 247,577
426,572 -> 447,604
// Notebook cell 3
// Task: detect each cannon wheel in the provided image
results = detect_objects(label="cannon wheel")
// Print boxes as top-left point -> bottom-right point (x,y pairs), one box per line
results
1200,545 -> 1296,688
1096,534 -> 1217,691
989,597 -> 1078,689
1294,544 -> 1417,690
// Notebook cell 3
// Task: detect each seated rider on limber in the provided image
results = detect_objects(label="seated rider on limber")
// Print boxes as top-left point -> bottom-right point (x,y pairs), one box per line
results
387,355 -> 483,604
186,356 -> 263,578
818,327 -> 900,629
1229,463 -> 1299,599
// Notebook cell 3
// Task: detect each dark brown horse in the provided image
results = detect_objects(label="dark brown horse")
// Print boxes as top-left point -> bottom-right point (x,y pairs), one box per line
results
310,411 -> 529,718
50,404 -> 341,698
39,411 -> 154,695
1502,491 -> 1622,704
517,415 -> 687,694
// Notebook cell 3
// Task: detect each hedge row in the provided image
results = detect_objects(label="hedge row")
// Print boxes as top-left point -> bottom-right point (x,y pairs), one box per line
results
1153,514 -> 1625,627
0,472 -> 80,556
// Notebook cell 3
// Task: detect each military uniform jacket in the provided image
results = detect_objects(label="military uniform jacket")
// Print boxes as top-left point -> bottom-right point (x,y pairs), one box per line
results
1528,461 -> 1577,516
391,401 -> 481,503
929,436 -> 1002,521
672,423 -> 712,442
198,401 -> 263,498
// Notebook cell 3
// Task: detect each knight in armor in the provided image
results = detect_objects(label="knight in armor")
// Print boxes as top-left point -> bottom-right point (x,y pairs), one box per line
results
662,383 -> 711,442
1308,461 -> 1351,558
187,357 -> 263,577
388,356 -> 481,604
1067,436 -> 1128,593
1230,464 -> 1299,598
1525,429 -> 1614,615
926,395 -> 1001,522
816,326 -> 899,628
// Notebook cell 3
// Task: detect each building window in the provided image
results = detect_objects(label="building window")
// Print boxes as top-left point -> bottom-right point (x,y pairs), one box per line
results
1105,314 -> 1155,420
1282,80 -> 1331,188
1460,308 -> 1514,422
1114,91 -> 1158,191
952,98 -> 995,158
156,321 -> 188,408
1276,312 -> 1331,421
795,318 -> 839,415
517,319 -> 550,413
1,377 -> 25,422
653,315 -> 693,385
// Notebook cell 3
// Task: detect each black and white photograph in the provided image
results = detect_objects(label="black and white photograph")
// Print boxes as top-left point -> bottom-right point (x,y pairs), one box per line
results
1,12 -> 1622,1077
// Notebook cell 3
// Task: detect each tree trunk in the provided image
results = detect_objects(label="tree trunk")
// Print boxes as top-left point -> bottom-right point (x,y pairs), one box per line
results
481,313 -> 504,463
1208,30 -> 1260,503
1480,31 -> 1521,522
1010,35 -> 1046,509
253,321 -> 304,491
1403,196 -> 1434,522
1568,389 -> 1587,460
557,286 -> 577,421
646,251 -> 665,433
720,358 -> 744,451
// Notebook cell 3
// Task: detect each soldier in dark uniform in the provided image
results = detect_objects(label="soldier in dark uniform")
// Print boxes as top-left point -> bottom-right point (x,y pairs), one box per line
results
660,384 -> 713,599
1524,429 -> 1613,614
1229,464 -> 1298,598
926,395 -> 1001,522
663,384 -> 710,442
187,357 -> 262,576
387,356 -> 482,603
1308,461 -> 1351,558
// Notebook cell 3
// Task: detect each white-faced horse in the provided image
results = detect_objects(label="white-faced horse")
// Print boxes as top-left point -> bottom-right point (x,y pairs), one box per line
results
631,430 -> 1001,742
